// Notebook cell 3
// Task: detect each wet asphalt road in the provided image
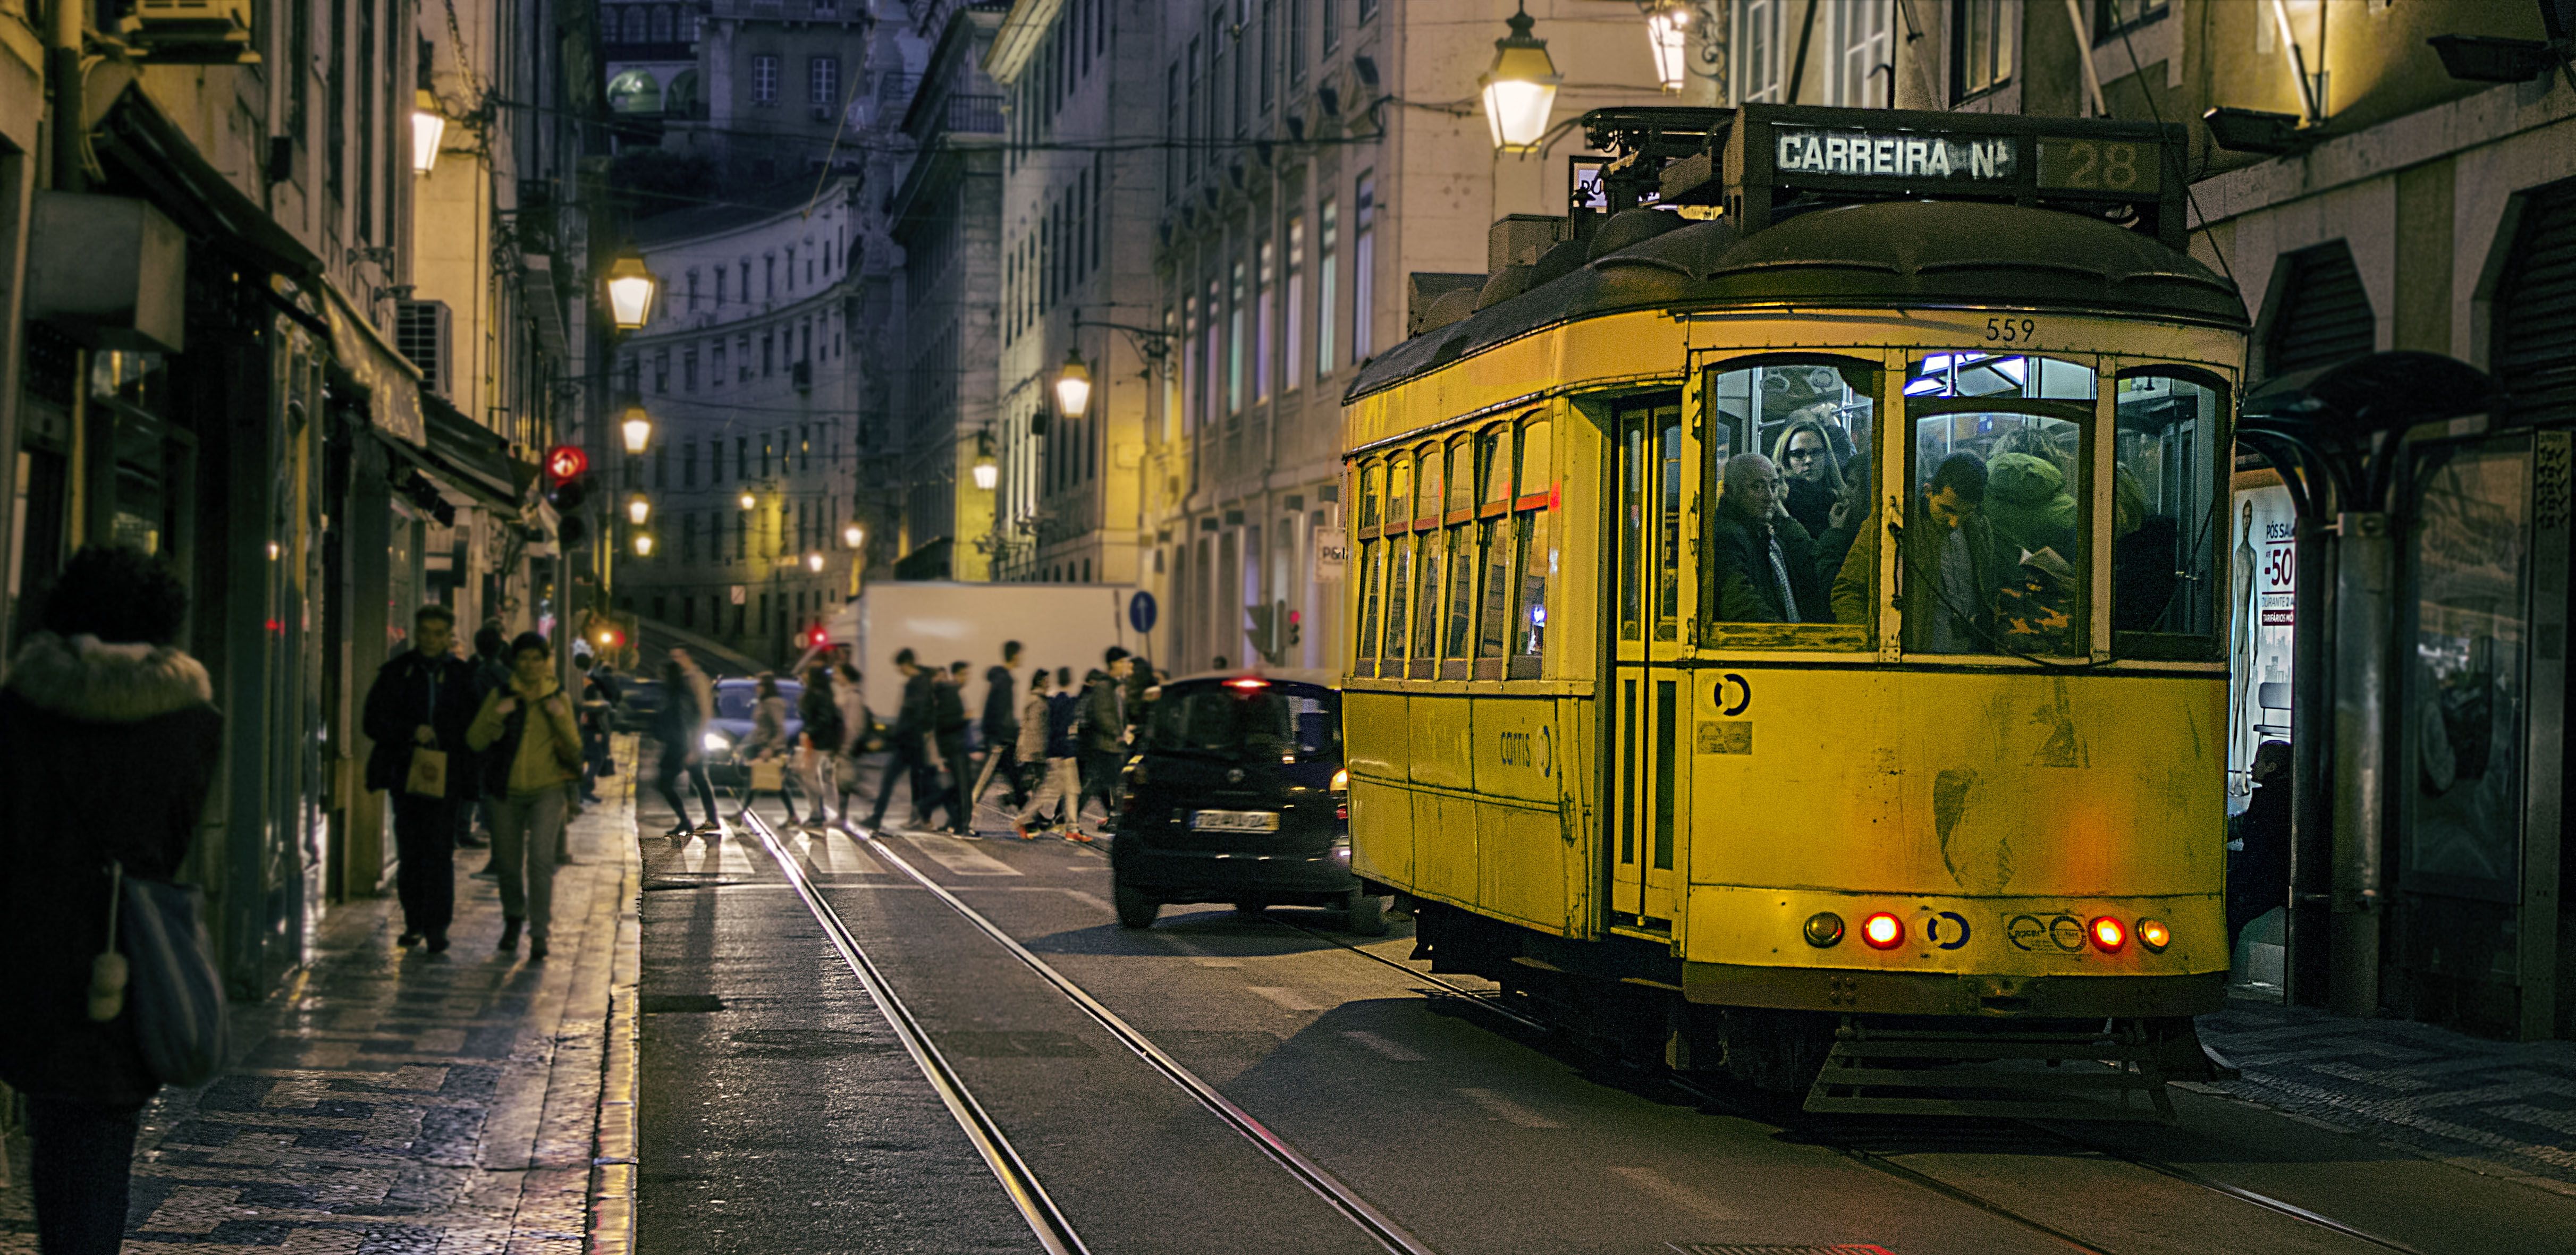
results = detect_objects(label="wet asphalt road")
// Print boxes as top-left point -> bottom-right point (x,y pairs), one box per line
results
632,756 -> 2576,1255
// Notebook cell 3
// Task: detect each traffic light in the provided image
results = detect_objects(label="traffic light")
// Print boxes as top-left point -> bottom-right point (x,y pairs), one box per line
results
544,444 -> 592,548
1244,599 -> 1292,666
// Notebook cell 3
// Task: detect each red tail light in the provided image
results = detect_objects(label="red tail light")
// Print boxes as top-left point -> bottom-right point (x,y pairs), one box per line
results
2090,916 -> 2127,952
1860,912 -> 1904,949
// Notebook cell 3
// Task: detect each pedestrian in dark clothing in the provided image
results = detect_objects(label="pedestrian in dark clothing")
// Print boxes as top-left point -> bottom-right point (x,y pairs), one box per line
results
573,651 -> 620,803
460,622 -> 512,849
972,640 -> 1026,810
362,603 -> 480,952
863,649 -> 940,830
931,661 -> 975,834
831,661 -> 872,825
652,657 -> 719,837
1122,657 -> 1158,745
1077,647 -> 1134,830
0,546 -> 224,1255
2228,740 -> 2295,948
796,665 -> 847,829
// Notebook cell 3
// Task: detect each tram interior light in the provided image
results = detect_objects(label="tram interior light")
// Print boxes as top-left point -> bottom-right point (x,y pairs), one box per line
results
2090,917 -> 2127,952
1860,912 -> 1903,950
2136,919 -> 2170,952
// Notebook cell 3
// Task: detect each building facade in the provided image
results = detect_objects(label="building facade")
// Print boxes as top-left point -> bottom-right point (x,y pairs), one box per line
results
615,179 -> 865,666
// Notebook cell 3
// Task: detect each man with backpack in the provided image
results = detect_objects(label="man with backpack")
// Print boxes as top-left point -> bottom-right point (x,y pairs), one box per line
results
862,649 -> 940,832
930,661 -> 975,835
971,640 -> 1026,811
1076,647 -> 1133,833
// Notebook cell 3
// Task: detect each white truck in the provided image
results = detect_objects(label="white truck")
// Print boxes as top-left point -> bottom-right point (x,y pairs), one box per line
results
825,581 -> 1145,731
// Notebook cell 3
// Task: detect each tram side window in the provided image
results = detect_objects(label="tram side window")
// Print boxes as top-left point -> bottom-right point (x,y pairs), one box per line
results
1511,417 -> 1553,677
1442,435 -> 1477,676
1409,445 -> 1443,677
1474,425 -> 1515,677
1701,360 -> 1876,643
1355,461 -> 1382,668
2113,372 -> 2225,656
1902,375 -> 2089,656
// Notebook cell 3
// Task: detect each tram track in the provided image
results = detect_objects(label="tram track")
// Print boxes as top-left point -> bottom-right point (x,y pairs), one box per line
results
1263,917 -> 2426,1255
740,802 -> 1440,1255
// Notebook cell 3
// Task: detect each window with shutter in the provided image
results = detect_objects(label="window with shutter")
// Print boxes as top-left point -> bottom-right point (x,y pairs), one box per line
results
2495,180 -> 2576,424
2265,241 -> 2374,377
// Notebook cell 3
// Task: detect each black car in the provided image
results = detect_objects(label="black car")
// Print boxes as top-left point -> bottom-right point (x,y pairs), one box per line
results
609,677 -> 667,734
1109,670 -> 1380,934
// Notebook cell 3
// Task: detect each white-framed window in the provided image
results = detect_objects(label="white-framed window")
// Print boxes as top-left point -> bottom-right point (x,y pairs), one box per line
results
1255,237 -> 1274,404
753,55 -> 780,105
1228,259 -> 1247,415
1735,0 -> 1783,104
1351,174 -> 1376,363
1285,214 -> 1306,392
1317,197 -> 1339,376
811,56 -> 840,107
1832,1 -> 1893,108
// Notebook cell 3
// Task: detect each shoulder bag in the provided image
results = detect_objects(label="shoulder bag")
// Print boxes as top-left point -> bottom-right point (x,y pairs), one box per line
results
97,862 -> 231,1087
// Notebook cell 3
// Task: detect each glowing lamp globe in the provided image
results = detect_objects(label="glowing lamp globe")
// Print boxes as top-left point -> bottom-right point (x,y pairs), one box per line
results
1479,5 -> 1561,154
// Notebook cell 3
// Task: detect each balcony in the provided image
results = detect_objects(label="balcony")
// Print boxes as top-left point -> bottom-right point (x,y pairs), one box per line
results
907,91 -> 1004,145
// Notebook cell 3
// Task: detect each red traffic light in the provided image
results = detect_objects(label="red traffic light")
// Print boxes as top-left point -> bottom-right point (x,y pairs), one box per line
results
545,445 -> 589,484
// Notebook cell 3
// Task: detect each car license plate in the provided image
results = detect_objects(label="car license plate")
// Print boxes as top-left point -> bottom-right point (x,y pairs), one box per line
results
1190,809 -> 1280,832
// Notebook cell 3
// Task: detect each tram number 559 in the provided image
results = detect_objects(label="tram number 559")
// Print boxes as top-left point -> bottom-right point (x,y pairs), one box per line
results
1985,316 -> 2038,344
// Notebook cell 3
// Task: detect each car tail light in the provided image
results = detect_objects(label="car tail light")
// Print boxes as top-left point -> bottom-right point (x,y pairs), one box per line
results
2090,916 -> 2126,952
1860,912 -> 1903,949
1226,676 -> 1270,690
2136,918 -> 2169,952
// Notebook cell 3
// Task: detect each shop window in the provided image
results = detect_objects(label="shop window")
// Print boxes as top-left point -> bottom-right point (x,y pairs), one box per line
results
2113,370 -> 2226,657
1702,358 -> 1877,648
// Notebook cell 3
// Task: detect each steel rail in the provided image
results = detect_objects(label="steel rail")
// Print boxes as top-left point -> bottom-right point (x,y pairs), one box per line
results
736,809 -> 1090,1255
850,825 -> 1441,1255
1271,917 -> 2414,1255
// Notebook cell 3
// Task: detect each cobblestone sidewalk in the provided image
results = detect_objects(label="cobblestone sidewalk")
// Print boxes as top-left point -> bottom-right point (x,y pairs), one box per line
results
2197,993 -> 2576,1193
0,737 -> 644,1254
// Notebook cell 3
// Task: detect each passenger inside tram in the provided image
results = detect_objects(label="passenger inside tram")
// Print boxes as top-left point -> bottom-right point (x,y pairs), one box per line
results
1705,453 -> 1823,624
1834,452 -> 2005,651
1770,417 -> 1845,539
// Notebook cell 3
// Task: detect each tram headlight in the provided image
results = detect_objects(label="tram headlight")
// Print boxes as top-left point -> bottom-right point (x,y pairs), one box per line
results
2135,918 -> 2170,952
2089,916 -> 2127,952
1802,912 -> 1845,948
1860,912 -> 1904,950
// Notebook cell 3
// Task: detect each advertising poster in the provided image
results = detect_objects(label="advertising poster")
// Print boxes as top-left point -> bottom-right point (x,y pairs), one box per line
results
2228,474 -> 2297,799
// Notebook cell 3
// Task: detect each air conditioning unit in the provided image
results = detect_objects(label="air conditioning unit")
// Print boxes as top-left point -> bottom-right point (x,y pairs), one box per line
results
121,0 -> 256,63
396,299 -> 454,398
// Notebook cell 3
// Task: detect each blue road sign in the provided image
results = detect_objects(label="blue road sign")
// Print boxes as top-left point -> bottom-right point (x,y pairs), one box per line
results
1128,590 -> 1158,634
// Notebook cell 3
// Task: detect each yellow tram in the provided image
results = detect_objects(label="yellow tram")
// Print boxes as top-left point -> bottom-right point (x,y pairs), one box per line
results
1339,106 -> 2248,1116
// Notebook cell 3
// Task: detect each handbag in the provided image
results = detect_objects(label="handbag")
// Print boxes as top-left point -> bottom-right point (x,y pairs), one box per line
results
406,747 -> 450,797
749,757 -> 786,792
100,862 -> 231,1087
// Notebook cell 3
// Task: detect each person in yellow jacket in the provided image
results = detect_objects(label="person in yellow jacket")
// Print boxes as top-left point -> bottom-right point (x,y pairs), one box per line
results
467,632 -> 583,960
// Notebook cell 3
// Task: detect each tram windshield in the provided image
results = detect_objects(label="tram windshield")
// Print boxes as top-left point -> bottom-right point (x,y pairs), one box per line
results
1902,354 -> 2093,657
1702,360 -> 1877,642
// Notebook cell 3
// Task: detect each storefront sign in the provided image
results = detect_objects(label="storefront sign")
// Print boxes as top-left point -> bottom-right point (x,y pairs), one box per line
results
1773,126 -> 2016,181
1312,525 -> 1349,582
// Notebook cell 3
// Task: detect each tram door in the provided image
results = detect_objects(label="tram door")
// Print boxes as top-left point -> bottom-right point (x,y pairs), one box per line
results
1610,393 -> 1688,932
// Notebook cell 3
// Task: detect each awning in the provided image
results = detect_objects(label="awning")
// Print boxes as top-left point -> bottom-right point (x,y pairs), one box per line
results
85,69 -> 323,281
418,394 -> 527,510
320,282 -> 426,444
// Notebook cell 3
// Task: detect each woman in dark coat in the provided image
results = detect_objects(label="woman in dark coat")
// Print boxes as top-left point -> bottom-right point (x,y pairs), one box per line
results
0,546 -> 224,1253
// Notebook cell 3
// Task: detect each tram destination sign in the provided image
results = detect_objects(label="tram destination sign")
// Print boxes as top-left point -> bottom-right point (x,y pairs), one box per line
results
1772,126 -> 2017,182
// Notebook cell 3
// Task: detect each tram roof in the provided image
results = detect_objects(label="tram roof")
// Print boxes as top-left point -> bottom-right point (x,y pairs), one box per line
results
1346,198 -> 2249,403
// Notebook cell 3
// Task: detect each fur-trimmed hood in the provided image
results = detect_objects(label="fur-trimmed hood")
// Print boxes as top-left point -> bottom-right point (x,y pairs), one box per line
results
3,631 -> 214,723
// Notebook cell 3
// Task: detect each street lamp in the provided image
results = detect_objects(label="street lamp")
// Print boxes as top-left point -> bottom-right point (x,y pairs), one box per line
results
633,531 -> 655,556
739,489 -> 758,512
604,250 -> 658,331
1054,350 -> 1093,422
411,90 -> 447,175
843,522 -> 866,549
1480,3 -> 1561,154
620,404 -> 652,455
1641,3 -> 1688,92
806,551 -> 825,573
971,432 -> 999,492
627,494 -> 651,526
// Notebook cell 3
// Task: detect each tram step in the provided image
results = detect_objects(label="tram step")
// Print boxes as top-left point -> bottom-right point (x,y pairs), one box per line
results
1803,1027 -> 2177,1122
